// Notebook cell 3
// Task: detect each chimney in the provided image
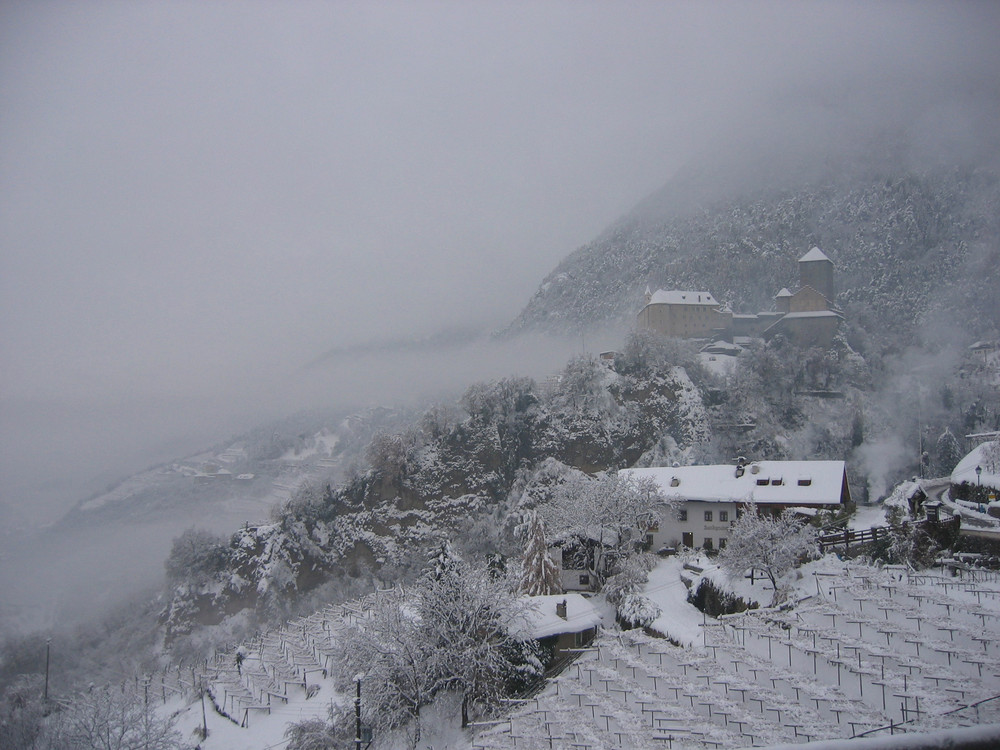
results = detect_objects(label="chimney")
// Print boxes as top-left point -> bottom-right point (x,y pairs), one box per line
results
556,599 -> 568,619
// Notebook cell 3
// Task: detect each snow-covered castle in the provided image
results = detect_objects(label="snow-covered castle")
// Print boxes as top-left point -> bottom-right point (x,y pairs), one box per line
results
637,248 -> 844,347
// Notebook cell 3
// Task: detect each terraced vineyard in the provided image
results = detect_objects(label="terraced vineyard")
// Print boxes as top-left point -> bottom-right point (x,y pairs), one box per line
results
473,561 -> 1000,749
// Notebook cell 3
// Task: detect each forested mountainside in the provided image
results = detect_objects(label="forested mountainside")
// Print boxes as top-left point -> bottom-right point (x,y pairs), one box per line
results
507,162 -> 1000,347
158,338 -> 713,646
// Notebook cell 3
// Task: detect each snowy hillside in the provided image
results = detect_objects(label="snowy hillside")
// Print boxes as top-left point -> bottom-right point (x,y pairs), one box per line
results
507,161 -> 1000,348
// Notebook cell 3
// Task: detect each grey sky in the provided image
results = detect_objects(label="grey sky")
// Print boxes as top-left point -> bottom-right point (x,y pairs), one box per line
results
2,1 -> 999,522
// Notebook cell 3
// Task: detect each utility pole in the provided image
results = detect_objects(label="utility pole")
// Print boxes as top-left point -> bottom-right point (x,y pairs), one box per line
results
43,638 -> 51,702
200,683 -> 209,740
355,677 -> 362,750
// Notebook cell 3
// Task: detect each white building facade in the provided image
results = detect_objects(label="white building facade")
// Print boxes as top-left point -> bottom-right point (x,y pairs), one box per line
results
621,460 -> 851,551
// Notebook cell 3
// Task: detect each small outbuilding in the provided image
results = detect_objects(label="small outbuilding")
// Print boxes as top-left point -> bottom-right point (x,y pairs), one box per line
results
513,594 -> 604,661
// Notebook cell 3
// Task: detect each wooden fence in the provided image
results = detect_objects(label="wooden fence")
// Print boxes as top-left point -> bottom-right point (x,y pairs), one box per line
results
817,526 -> 888,553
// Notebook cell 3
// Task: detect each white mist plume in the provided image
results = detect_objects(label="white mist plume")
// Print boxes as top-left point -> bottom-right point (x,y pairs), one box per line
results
853,434 -> 911,503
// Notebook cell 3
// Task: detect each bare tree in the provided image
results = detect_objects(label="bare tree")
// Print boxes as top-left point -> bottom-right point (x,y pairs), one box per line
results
416,558 -> 531,728
283,717 -> 338,750
335,556 -> 533,745
49,681 -> 180,750
541,472 -> 668,582
718,505 -> 816,606
334,588 -> 445,749
0,675 -> 45,750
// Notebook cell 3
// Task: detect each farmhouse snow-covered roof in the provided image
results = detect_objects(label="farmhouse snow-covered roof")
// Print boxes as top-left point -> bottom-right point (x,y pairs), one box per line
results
514,594 -> 604,640
622,460 -> 848,506
647,290 -> 718,306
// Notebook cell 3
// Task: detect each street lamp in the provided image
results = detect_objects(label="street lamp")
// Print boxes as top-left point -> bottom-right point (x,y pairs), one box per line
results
976,465 -> 983,486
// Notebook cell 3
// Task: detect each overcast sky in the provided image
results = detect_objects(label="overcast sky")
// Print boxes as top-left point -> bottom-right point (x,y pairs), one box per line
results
2,1 -> 999,522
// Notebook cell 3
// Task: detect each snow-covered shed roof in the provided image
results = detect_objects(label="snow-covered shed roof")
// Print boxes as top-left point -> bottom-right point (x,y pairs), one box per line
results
701,341 -> 742,355
646,290 -> 719,306
775,288 -> 793,298
514,594 -> 604,640
952,441 -> 1000,489
799,247 -> 831,262
970,340 -> 998,351
622,460 -> 849,506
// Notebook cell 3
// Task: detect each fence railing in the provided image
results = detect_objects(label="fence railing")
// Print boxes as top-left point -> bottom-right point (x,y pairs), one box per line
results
817,525 -> 888,553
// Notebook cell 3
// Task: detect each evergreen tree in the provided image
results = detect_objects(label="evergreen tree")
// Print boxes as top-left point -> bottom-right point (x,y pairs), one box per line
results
425,540 -> 462,582
517,511 -> 562,597
934,428 -> 963,477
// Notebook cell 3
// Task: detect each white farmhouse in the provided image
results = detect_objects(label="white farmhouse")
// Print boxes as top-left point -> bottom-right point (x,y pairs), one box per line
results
621,460 -> 851,551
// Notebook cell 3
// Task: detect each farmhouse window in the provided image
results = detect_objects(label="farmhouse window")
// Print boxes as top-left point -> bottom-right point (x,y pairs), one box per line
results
719,510 -> 729,522
704,511 -> 713,522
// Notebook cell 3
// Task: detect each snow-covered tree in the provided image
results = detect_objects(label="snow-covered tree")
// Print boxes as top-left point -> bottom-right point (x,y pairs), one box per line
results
516,511 -> 562,597
983,441 -> 1000,475
334,588 -> 445,748
284,717 -> 339,750
336,559 -> 531,745
877,504 -> 940,569
541,472 -> 668,582
934,428 -> 962,477
424,539 -> 463,582
415,559 -> 530,727
49,682 -> 180,750
0,675 -> 45,750
551,354 -> 613,414
618,593 -> 661,629
163,528 -> 230,584
603,553 -> 656,608
718,505 -> 817,606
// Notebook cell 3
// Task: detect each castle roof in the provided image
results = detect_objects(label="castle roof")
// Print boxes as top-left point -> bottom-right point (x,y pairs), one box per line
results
775,288 -> 793,298
799,247 -> 831,263
646,290 -> 718,306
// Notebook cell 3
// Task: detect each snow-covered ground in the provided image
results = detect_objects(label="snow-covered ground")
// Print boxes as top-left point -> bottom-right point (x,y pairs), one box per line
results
642,557 -> 712,648
849,503 -> 888,531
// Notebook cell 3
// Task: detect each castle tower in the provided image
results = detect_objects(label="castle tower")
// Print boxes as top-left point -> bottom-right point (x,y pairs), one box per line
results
798,247 -> 834,303
774,287 -> 793,314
